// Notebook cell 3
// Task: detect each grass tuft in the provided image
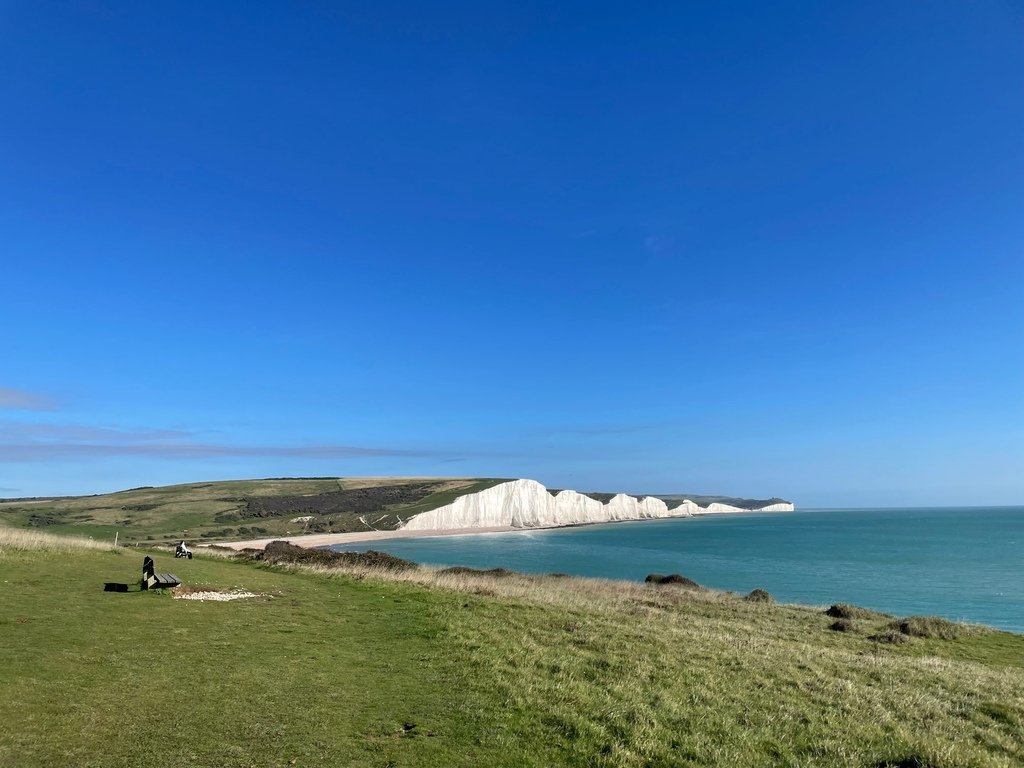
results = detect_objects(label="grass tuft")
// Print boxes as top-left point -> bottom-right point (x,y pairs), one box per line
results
891,616 -> 967,640
870,630 -> 913,645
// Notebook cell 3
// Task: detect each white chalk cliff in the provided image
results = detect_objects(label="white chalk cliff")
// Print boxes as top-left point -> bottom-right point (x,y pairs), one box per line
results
400,479 -> 794,532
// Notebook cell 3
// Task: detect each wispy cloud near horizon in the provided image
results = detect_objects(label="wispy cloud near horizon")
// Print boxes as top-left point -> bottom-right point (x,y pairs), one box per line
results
0,421 -> 447,463
0,423 -> 191,443
0,387 -> 57,411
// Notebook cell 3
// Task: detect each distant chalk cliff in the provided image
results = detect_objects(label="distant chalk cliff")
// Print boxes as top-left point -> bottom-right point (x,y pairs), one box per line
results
400,479 -> 794,531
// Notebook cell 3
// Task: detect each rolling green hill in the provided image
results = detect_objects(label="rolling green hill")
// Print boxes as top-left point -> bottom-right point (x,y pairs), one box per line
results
0,477 -> 794,545
0,477 -> 510,545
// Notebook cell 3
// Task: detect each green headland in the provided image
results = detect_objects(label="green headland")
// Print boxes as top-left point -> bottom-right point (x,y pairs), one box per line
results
0,477 -> 791,545
1,528 -> 1022,767
0,477 -> 511,544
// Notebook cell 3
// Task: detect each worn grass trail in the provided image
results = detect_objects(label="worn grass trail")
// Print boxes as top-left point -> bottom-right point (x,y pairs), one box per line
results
2,534 -> 1023,767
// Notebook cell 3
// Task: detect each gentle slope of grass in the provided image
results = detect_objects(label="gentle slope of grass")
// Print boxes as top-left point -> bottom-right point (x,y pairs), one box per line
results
0,477 -> 509,544
2,530 -> 1022,767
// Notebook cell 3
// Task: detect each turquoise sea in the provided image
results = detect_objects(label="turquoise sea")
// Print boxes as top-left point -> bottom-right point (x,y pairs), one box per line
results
332,506 -> 1024,633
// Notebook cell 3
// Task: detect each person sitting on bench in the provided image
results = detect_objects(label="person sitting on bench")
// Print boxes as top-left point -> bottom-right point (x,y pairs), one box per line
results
174,540 -> 193,559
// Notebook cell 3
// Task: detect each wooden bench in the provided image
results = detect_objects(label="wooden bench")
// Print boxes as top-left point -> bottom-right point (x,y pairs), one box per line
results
141,556 -> 181,590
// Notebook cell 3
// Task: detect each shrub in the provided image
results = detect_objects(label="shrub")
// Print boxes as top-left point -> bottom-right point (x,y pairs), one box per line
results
438,566 -> 516,578
200,530 -> 224,538
829,619 -> 856,632
825,603 -> 879,620
890,616 -> 964,640
874,757 -> 939,768
744,588 -> 773,603
645,573 -> 702,589
248,540 -> 417,571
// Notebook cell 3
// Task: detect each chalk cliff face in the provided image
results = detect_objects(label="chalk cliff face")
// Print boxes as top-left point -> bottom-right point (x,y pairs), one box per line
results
743,502 -> 793,513
697,501 -> 795,514
400,479 -> 794,532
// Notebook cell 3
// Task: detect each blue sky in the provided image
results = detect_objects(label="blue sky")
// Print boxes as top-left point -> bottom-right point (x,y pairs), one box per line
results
2,1 -> 1022,505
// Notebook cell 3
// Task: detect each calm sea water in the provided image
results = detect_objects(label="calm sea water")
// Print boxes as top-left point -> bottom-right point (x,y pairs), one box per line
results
331,507 -> 1024,633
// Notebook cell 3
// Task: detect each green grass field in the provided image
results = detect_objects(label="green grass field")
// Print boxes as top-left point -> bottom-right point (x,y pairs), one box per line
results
2,529 -> 1022,767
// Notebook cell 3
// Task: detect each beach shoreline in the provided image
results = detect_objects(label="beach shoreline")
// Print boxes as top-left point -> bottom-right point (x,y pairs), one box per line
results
216,525 -> 526,550
214,508 -> 775,550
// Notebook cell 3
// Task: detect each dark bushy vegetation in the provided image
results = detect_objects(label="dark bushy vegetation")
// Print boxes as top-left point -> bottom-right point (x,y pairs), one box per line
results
874,756 -> 940,768
243,540 -> 418,571
744,588 -> 773,603
645,573 -> 703,589
829,618 -> 857,632
439,566 -> 517,578
200,528 -> 236,538
825,603 -> 882,620
236,483 -> 447,520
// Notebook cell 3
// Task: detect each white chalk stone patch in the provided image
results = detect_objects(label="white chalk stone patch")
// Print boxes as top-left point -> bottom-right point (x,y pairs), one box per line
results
174,590 -> 263,601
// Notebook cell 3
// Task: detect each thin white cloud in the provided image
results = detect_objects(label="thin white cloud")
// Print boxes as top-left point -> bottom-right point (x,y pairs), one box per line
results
0,420 -> 448,463
0,443 -> 436,461
0,387 -> 56,411
0,423 -> 190,442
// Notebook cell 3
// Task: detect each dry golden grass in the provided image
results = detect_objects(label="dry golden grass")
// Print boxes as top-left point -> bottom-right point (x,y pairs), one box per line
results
0,525 -> 116,553
277,558 -> 769,617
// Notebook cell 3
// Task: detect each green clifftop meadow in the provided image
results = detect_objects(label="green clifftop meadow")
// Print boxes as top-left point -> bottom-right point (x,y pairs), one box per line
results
1,527 -> 1021,768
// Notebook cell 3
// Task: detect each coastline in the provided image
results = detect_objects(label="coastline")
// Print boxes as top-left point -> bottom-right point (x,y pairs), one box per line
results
217,525 -> 525,550
215,508 -> 775,550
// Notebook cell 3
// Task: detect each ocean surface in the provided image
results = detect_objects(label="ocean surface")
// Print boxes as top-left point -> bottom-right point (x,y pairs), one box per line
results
332,506 -> 1024,633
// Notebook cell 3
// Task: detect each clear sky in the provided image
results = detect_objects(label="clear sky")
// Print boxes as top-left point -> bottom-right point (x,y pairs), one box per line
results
2,2 -> 1022,506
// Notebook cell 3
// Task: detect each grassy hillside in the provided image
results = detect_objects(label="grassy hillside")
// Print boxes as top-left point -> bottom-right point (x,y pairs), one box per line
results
1,529 -> 1022,767
0,477 -> 510,545
0,478 -> 791,545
